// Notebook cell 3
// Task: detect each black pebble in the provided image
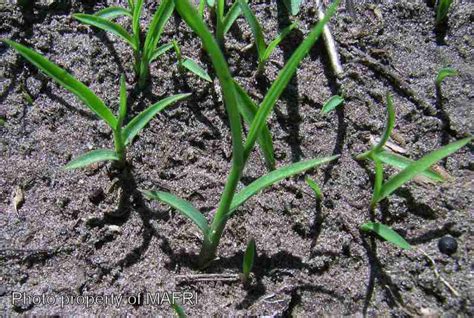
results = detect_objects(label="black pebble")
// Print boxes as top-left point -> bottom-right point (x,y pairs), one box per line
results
438,236 -> 458,255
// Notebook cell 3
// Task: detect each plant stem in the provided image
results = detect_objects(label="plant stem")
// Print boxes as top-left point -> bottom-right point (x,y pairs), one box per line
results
172,40 -> 184,72
199,163 -> 243,266
113,129 -> 126,167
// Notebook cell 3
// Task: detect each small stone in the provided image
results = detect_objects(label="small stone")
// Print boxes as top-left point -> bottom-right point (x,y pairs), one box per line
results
438,236 -> 457,255
106,225 -> 121,234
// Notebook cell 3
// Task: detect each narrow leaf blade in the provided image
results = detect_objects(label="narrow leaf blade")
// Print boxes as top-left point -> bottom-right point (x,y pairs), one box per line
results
95,6 -> 133,20
361,222 -> 412,250
375,151 -> 445,182
143,0 -> 175,61
234,82 -> 275,170
65,149 -> 119,170
263,22 -> 298,61
238,0 -> 267,61
305,177 -> 322,200
321,95 -> 344,114
242,238 -> 256,280
182,58 -> 212,82
73,14 -> 137,50
142,190 -> 209,234
223,0 -> 246,35
230,155 -> 339,214
122,93 -> 191,145
149,43 -> 174,62
435,67 -> 458,87
377,137 -> 472,202
3,40 -> 117,128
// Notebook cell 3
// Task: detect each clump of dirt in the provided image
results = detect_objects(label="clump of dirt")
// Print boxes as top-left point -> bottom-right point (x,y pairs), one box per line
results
0,0 -> 472,316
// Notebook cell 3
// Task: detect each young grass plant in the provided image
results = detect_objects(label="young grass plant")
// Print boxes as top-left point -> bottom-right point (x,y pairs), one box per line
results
171,40 -> 212,82
73,0 -> 174,89
143,0 -> 341,267
238,0 -> 298,74
306,177 -> 323,201
357,93 -> 472,209
242,238 -> 256,283
207,0 -> 247,47
3,40 -> 190,169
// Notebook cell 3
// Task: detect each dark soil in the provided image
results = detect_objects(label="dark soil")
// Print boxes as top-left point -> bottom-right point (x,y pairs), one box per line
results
1,0 -> 473,316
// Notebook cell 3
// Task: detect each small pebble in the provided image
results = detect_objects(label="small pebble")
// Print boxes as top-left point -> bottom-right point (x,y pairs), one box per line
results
438,236 -> 457,255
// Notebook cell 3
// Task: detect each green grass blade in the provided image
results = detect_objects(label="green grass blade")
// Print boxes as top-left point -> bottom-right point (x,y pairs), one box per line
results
95,7 -> 133,20
283,0 -> 304,16
65,149 -> 119,170
321,95 -> 344,114
234,82 -> 275,171
143,0 -> 175,61
149,43 -> 174,62
373,93 -> 395,153
361,222 -> 412,250
182,58 -> 212,82
118,75 -> 127,128
127,0 -> 134,10
242,238 -> 256,281
375,151 -> 445,182
172,303 -> 186,318
3,40 -> 117,128
230,155 -> 339,214
142,190 -> 209,235
73,14 -> 137,50
436,0 -> 453,24
244,0 -> 340,159
122,93 -> 191,145
435,67 -> 458,87
376,137 -> 472,203
223,0 -> 246,35
262,22 -> 298,61
305,177 -> 323,200
206,0 -> 215,7
238,0 -> 266,62
132,0 -> 144,47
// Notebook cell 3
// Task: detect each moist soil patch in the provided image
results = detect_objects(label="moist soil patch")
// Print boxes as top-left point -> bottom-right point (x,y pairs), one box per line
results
0,0 -> 472,316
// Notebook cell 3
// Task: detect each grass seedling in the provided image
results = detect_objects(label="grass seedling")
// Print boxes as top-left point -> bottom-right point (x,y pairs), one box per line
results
171,40 -> 212,82
306,177 -> 323,201
435,67 -> 458,88
357,93 -> 472,209
143,0 -> 341,267
238,0 -> 298,75
436,0 -> 453,24
3,40 -> 190,169
321,95 -> 344,114
242,238 -> 256,283
206,0 -> 247,47
360,222 -> 412,250
73,0 -> 174,89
